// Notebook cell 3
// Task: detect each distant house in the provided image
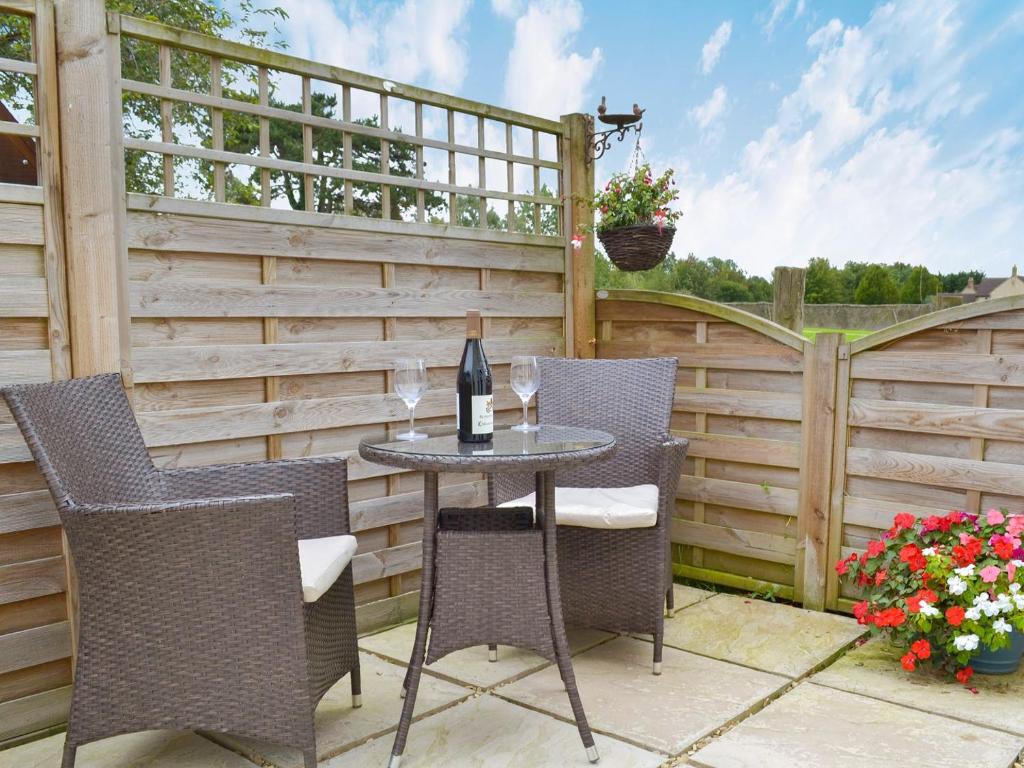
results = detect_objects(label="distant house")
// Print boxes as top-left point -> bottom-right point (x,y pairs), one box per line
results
0,101 -> 38,186
960,267 -> 1024,302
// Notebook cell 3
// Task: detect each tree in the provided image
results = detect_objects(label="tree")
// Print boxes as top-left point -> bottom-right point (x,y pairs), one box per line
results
805,258 -> 844,304
855,265 -> 899,304
899,266 -> 942,304
941,270 -> 985,293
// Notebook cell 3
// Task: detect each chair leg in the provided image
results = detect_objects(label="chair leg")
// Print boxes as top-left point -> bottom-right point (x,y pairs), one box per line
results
303,749 -> 317,768
653,625 -> 664,675
488,643 -> 498,662
666,583 -> 675,618
351,663 -> 362,708
61,741 -> 77,768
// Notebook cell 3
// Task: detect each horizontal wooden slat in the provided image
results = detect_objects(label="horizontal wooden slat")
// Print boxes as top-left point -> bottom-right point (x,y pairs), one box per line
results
130,282 -> 564,319
0,491 -> 58,535
0,594 -> 66,635
674,431 -> 801,469
128,196 -> 564,250
0,203 -> 43,245
356,589 -> 419,635
0,658 -> 72,705
123,79 -> 561,170
677,475 -> 799,516
852,351 -> 1024,387
0,424 -> 30,463
0,557 -> 64,606
136,387 -> 521,447
0,685 -> 71,742
352,541 -> 421,585
0,279 -> 47,318
132,338 -> 564,383
0,121 -> 39,139
0,622 -> 70,676
841,495 -> 954,531
117,15 -> 564,133
349,480 -> 484,532
125,138 -> 557,206
671,518 -> 796,565
0,350 -> 51,386
0,184 -> 43,206
600,340 -> 804,372
849,398 -> 1024,443
0,56 -> 36,75
846,447 -> 1024,497
675,388 -> 803,422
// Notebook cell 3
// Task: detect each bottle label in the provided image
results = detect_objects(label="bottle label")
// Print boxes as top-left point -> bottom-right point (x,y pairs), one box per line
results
471,394 -> 493,434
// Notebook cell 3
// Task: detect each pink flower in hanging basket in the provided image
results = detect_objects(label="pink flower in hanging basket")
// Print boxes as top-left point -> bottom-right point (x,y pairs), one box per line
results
570,233 -> 584,250
643,173 -> 653,186
652,209 -> 668,233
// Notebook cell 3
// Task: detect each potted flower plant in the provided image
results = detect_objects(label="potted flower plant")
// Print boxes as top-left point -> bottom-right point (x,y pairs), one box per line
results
836,508 -> 1024,685
576,163 -> 681,272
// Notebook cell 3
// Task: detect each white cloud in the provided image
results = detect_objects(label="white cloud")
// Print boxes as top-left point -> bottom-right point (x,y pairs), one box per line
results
491,0 -> 523,18
701,21 -> 733,74
763,0 -> 804,35
662,0 -> 1024,277
689,86 -> 728,130
502,0 -> 602,118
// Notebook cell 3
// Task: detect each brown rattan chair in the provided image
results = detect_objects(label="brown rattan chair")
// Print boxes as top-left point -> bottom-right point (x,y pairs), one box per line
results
490,357 -> 687,674
2,374 -> 361,768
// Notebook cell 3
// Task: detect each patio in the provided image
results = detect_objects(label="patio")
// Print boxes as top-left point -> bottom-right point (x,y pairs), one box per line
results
5,586 -> 1024,768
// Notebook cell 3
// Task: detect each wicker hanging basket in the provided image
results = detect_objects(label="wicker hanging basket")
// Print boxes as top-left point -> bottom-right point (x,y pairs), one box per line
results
598,224 -> 676,272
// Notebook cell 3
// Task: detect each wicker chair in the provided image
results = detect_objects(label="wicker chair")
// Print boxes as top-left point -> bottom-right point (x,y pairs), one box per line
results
490,357 -> 687,674
2,374 -> 361,768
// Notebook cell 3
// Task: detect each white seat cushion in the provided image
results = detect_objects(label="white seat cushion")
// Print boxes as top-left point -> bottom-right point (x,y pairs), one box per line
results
499,484 -> 659,529
298,534 -> 358,603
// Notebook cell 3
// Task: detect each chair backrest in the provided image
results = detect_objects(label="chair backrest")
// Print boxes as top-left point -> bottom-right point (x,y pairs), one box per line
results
536,357 -> 677,487
2,374 -> 160,510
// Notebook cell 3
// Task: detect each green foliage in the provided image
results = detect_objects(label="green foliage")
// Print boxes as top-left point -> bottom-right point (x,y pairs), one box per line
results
941,270 -> 986,293
585,164 -> 681,232
804,258 -> 844,304
854,265 -> 899,304
899,266 -> 942,304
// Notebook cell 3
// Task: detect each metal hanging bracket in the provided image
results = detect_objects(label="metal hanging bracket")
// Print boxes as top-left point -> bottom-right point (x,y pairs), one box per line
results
585,96 -> 645,164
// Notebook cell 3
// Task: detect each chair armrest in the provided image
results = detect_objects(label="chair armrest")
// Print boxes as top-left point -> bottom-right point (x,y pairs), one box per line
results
655,436 -> 689,525
488,472 -> 536,507
160,456 -> 350,539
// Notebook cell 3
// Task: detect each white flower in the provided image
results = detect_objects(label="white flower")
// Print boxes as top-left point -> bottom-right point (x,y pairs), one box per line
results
965,606 -> 982,621
955,564 -> 976,578
922,547 -> 937,557
1013,595 -> 1024,611
918,601 -> 941,618
994,594 -> 1013,614
983,601 -> 1002,618
994,618 -> 1012,634
954,634 -> 980,652
1010,583 -> 1022,594
973,593 -> 991,606
1013,559 -> 1024,568
947,575 -> 968,595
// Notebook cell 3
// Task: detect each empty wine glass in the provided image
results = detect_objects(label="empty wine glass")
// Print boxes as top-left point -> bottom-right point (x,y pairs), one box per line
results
394,358 -> 428,441
510,356 -> 540,432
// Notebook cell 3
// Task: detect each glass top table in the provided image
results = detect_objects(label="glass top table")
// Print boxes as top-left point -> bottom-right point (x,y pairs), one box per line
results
359,424 -> 616,473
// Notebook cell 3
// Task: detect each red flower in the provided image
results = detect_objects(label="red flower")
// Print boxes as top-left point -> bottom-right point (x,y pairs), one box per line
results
874,607 -> 906,627
874,569 -> 888,586
911,639 -> 931,660
852,601 -> 872,625
899,543 -> 927,572
945,606 -> 966,626
900,652 -> 917,671
893,512 -> 917,531
834,552 -> 857,575
956,666 -> 974,685
866,539 -> 886,558
994,537 -> 1014,560
952,536 -> 982,567
906,589 -> 938,614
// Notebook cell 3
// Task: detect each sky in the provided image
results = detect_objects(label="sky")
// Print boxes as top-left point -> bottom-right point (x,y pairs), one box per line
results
222,0 -> 1024,279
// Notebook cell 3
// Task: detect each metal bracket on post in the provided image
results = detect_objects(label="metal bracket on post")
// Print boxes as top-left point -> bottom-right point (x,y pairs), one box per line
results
584,97 -> 645,165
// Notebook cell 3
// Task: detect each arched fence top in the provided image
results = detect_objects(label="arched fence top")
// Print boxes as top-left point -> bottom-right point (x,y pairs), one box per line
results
596,289 -> 807,351
849,293 -> 1024,354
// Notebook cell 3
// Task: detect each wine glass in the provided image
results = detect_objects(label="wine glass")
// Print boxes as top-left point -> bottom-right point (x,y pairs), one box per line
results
394,358 -> 428,441
510,356 -> 540,432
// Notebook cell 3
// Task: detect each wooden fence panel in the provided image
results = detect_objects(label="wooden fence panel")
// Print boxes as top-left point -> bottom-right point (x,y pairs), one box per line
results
596,290 -> 809,599
0,0 -> 74,742
827,296 -> 1024,609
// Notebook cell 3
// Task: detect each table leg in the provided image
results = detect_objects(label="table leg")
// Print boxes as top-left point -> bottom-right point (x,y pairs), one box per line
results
389,471 -> 439,768
537,470 -> 599,763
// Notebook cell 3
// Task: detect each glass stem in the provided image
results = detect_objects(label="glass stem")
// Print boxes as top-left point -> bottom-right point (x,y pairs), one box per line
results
522,397 -> 529,426
409,404 -> 416,435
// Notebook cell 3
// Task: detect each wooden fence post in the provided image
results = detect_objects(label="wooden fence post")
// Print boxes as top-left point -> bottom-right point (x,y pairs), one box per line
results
795,332 -> 841,610
561,113 -> 595,358
54,0 -> 131,379
773,266 -> 805,333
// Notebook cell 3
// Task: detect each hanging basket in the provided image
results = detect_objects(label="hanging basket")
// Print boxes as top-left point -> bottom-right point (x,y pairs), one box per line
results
598,224 -> 676,272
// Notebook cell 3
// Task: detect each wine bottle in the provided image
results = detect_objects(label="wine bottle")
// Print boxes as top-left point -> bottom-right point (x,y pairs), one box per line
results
456,309 -> 493,443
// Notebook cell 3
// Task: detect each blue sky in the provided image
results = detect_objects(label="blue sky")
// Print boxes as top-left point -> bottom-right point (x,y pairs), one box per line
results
228,0 -> 1024,278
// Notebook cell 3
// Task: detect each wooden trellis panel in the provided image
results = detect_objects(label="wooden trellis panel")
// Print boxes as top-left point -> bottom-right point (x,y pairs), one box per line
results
827,296 -> 1024,609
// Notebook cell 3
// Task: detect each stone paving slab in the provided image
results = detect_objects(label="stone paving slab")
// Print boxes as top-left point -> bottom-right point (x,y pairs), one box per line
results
209,651 -> 470,767
813,637 -> 1024,737
690,682 -> 1024,768
359,622 -> 613,689
497,635 -> 788,755
670,583 -> 716,611
322,694 -> 667,768
661,593 -> 866,677
0,731 -> 255,768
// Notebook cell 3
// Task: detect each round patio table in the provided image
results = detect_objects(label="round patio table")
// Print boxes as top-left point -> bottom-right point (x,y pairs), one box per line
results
360,424 -> 615,768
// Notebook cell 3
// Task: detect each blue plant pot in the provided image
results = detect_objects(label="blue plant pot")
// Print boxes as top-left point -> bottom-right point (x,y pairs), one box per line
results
972,630 -> 1024,675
